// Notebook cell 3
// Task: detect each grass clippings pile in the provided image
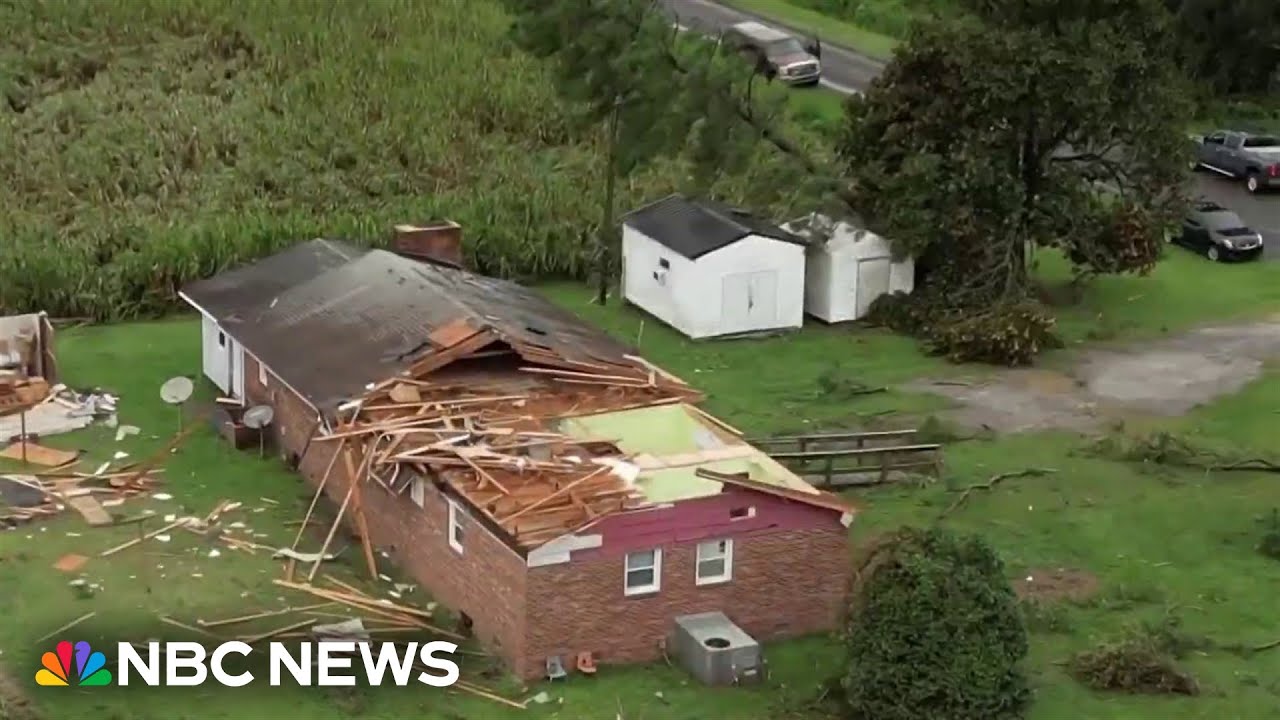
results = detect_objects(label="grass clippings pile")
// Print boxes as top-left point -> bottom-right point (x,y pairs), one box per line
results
1069,634 -> 1200,697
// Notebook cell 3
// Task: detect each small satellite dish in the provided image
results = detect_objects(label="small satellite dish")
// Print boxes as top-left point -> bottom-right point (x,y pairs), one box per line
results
160,376 -> 194,405
242,404 -> 275,458
243,405 -> 274,429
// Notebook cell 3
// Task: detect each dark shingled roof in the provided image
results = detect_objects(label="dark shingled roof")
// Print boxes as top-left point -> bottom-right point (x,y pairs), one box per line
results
184,247 -> 638,412
622,194 -> 804,260
180,239 -> 364,322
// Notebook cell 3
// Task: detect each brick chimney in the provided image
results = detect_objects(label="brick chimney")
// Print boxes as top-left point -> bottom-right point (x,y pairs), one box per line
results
392,221 -> 464,268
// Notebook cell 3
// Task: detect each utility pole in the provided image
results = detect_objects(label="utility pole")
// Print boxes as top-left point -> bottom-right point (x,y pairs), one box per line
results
597,95 -> 622,305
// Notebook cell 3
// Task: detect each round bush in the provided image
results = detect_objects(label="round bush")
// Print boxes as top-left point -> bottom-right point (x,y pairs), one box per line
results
842,528 -> 1031,720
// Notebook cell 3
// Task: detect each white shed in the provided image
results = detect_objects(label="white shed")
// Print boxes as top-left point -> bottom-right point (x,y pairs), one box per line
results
622,194 -> 807,339
783,213 -> 914,323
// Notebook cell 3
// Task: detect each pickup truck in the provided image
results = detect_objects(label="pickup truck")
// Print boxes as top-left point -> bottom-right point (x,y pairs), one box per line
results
1190,130 -> 1280,194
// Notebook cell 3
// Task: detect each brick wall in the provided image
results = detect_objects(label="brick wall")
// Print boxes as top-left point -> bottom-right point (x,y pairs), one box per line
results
240,354 -> 851,682
523,525 -> 851,676
242,354 -> 532,677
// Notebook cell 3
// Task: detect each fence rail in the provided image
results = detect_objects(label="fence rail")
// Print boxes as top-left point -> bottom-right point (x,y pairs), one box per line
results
748,429 -> 943,488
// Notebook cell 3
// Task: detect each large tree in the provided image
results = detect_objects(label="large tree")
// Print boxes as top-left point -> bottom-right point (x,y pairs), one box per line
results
841,0 -> 1192,309
503,0 -> 833,302
1167,0 -> 1280,96
504,0 -> 1192,364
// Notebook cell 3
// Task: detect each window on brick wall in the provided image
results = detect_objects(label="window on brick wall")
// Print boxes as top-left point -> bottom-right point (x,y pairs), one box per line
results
447,498 -> 464,554
624,548 -> 662,595
695,538 -> 733,585
410,477 -> 425,508
258,360 -> 268,387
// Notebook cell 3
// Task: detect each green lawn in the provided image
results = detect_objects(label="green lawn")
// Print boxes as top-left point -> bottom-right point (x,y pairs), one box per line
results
3,256 -> 1280,719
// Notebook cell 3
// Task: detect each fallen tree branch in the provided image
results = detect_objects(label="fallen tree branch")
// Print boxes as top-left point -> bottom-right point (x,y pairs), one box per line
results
939,468 -> 1057,518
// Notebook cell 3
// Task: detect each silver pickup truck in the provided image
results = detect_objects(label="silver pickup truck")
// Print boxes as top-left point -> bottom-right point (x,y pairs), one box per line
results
1191,130 -> 1280,194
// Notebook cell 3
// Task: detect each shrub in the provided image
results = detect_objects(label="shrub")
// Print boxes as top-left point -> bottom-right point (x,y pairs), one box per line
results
842,527 -> 1031,720
1069,635 -> 1199,696
868,292 -> 1062,366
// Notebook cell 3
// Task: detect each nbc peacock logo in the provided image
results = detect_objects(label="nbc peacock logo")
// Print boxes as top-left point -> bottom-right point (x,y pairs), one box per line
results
35,640 -> 113,687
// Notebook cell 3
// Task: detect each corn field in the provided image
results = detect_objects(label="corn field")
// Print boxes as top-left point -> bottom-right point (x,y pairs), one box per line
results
0,0 -> 776,320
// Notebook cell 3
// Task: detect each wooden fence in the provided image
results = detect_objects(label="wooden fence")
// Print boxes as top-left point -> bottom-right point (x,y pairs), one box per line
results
747,429 -> 943,488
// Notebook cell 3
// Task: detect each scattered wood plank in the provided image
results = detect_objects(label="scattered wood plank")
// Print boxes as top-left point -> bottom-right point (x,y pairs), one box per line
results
36,612 -> 95,644
67,495 -> 112,526
0,442 -> 78,467
100,519 -> 186,557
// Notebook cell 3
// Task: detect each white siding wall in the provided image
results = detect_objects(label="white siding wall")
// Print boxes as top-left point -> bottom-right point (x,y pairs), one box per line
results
678,234 -> 806,338
621,226 -> 698,337
803,244 -> 835,321
811,223 -> 915,323
201,314 -> 232,394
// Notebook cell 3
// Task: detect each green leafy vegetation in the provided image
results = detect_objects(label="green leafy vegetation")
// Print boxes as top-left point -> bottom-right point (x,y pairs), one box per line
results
839,0 -> 1191,362
842,528 -> 1031,720
0,0 -> 798,321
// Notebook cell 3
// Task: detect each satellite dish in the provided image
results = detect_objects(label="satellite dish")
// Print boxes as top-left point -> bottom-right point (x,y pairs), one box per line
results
243,405 -> 274,429
242,404 -> 275,458
159,376 -> 195,433
160,376 -> 194,405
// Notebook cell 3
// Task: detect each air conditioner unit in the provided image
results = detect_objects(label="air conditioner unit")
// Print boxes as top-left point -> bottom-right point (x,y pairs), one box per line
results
670,612 -> 766,686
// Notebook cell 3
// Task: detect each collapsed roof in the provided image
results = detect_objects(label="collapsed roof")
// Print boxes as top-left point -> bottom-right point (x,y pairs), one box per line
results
181,242 -> 854,551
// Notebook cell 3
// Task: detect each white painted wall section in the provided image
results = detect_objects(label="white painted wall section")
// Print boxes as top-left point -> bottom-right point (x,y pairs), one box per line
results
200,314 -> 232,394
621,226 -> 697,336
680,234 -> 806,338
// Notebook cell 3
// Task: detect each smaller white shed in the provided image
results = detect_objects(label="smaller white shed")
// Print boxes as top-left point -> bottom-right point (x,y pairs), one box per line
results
783,213 -> 914,323
621,194 -> 807,340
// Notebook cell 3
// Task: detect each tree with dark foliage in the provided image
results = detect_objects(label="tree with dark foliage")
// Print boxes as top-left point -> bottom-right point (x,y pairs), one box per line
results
1166,0 -> 1280,96
842,0 -> 1191,363
843,528 -> 1030,720
503,0 -> 1192,365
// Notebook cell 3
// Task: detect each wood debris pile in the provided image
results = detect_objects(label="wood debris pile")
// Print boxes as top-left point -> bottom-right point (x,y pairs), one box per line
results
0,466 -> 163,527
158,575 -> 528,708
317,350 -> 699,550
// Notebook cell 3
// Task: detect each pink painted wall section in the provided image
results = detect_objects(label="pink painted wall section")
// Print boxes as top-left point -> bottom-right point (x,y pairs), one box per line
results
571,486 -> 847,562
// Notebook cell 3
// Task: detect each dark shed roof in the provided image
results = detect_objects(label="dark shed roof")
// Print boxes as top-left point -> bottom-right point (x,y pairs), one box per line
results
622,194 -> 803,260
183,247 -> 638,411
180,239 -> 364,321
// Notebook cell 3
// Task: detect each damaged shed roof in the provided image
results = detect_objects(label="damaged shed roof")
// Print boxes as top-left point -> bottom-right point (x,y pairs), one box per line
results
182,246 -> 648,411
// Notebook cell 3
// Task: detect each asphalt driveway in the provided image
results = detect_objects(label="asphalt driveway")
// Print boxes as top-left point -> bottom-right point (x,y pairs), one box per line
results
664,0 -> 1280,260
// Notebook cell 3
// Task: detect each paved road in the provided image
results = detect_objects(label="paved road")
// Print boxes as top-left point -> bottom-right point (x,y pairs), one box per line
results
662,0 -> 1280,259
661,0 -> 883,95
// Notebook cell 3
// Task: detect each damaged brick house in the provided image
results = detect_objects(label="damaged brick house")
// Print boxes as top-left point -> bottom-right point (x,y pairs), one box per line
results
179,233 -> 855,680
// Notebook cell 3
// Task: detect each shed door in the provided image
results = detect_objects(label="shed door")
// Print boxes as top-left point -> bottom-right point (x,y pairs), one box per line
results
232,343 -> 246,399
855,257 -> 892,317
722,270 -> 778,331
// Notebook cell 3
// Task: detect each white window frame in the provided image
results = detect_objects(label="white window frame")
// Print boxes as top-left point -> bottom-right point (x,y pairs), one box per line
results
623,548 -> 662,596
447,498 -> 464,554
409,477 -> 425,508
695,538 -> 733,586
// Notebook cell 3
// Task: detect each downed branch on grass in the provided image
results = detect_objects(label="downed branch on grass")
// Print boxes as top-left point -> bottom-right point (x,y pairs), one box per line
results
1088,432 -> 1280,474
1069,635 -> 1199,696
939,468 -> 1057,518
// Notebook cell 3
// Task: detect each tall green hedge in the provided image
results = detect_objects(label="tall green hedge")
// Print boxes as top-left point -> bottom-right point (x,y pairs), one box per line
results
843,528 -> 1031,720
